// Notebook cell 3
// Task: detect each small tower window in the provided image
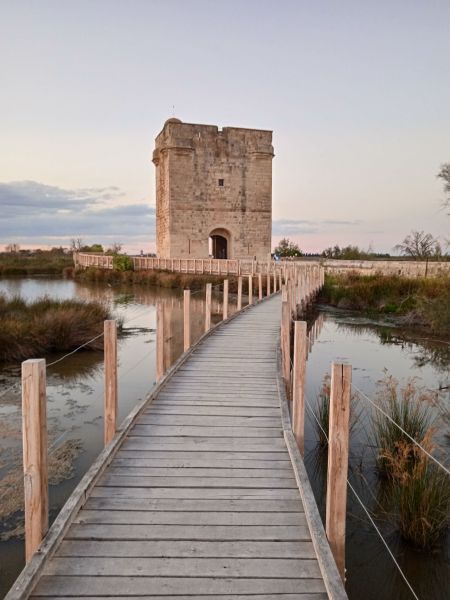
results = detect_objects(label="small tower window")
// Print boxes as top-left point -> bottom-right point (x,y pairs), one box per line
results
218,178 -> 224,187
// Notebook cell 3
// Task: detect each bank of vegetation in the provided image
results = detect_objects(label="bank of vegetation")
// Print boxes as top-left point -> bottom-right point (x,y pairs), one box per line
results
0,295 -> 111,363
320,273 -> 450,335
0,249 -> 73,276
74,266 -> 240,292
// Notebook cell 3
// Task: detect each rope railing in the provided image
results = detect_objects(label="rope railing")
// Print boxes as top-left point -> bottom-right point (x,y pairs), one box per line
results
303,399 -> 419,600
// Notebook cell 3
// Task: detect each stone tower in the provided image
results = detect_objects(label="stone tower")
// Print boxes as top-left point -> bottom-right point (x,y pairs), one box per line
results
152,119 -> 274,260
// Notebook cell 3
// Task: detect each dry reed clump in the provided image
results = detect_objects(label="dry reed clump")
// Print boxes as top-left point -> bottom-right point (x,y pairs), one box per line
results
374,376 -> 449,548
381,434 -> 450,548
373,375 -> 434,477
0,294 -> 110,363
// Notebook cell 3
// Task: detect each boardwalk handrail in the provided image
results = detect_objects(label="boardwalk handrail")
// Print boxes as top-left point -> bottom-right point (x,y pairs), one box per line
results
5,291 -> 278,600
276,344 -> 348,600
73,251 -> 323,277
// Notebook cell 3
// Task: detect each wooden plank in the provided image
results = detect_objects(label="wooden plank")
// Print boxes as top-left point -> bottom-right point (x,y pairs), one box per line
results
66,523 -> 311,541
32,576 -> 327,596
32,595 -> 327,600
97,475 -> 298,489
83,497 -> 303,512
44,556 -> 321,578
57,539 -> 314,558
115,450 -> 291,463
73,510 -> 306,526
107,466 -> 295,478
130,425 -> 282,438
121,437 -> 287,452
136,415 -> 281,427
90,487 -> 301,499
145,405 -> 281,416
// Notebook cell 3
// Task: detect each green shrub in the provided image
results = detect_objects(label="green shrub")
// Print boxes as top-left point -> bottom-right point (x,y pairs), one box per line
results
112,254 -> 134,272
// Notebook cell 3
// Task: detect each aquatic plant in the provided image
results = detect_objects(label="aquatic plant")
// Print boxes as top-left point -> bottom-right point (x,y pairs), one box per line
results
0,294 -> 111,363
382,434 -> 450,548
373,375 -> 434,477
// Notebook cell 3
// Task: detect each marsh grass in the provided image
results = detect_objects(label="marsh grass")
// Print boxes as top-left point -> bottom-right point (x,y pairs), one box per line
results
0,294 -> 111,363
382,436 -> 450,548
320,273 -> 450,334
373,375 -> 434,477
0,251 -> 73,276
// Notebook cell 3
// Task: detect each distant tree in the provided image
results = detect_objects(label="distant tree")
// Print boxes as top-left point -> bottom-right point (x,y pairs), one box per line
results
108,242 -> 123,254
274,238 -> 303,258
86,244 -> 104,253
394,230 -> 441,276
5,243 -> 20,253
321,245 -> 379,260
437,163 -> 450,211
70,238 -> 84,251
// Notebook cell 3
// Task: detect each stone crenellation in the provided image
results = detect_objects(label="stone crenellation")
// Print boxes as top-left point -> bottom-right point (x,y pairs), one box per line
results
152,119 -> 274,260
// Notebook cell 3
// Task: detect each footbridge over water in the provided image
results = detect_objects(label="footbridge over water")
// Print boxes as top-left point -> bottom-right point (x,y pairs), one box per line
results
6,268 -> 348,600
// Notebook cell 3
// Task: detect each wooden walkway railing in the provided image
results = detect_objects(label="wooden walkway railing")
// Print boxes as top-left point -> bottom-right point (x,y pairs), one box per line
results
6,266 -> 348,600
74,252 -> 324,278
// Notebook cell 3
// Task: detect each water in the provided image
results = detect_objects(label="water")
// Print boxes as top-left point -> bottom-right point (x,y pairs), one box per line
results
0,278 -> 448,599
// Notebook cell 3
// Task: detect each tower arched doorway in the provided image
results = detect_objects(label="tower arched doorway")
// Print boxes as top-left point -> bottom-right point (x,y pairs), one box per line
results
209,228 -> 231,259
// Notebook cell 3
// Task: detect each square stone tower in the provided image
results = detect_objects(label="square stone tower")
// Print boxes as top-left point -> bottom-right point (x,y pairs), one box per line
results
152,119 -> 274,260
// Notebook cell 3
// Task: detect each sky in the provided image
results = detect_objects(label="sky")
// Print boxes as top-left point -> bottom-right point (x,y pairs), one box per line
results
1,0 -> 449,254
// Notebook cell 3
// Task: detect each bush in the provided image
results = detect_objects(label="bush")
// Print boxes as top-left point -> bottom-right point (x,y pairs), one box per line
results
0,294 -> 111,363
112,254 -> 134,272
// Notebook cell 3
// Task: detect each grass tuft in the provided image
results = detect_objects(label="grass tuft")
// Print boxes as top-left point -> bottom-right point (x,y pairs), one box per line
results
0,294 -> 111,363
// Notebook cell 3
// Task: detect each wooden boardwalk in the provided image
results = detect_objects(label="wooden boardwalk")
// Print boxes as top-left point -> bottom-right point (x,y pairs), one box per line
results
9,294 -> 346,600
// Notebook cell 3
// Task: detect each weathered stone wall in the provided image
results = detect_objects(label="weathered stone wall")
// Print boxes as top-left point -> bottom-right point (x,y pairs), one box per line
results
153,119 -> 274,260
324,259 -> 450,277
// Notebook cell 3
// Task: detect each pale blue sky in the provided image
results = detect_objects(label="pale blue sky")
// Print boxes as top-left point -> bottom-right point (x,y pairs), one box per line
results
1,0 -> 449,252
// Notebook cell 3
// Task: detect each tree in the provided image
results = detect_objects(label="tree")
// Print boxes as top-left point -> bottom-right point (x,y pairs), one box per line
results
394,230 -> 441,276
274,238 -> 303,258
107,242 -> 123,254
437,163 -> 450,211
5,243 -> 20,253
70,238 -> 84,251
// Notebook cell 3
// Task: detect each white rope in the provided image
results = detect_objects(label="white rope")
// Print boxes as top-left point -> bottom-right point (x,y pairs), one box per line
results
352,383 -> 450,477
303,398 -> 419,600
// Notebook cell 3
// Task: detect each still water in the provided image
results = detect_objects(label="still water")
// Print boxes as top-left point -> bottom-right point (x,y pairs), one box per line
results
0,278 -> 448,599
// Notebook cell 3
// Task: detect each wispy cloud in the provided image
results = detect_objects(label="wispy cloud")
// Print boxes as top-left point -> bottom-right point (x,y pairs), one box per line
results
272,217 -> 361,236
0,181 -> 155,248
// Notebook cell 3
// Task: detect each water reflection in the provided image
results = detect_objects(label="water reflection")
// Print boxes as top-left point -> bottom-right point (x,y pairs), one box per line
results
0,279 -> 449,600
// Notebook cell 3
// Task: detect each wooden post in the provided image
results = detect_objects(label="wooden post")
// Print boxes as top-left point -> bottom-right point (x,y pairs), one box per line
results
281,287 -> 291,387
279,272 -> 282,290
237,276 -> 242,311
258,273 -> 263,300
183,289 -> 191,351
267,273 -> 271,296
22,359 -> 48,562
223,279 -> 229,320
205,283 -> 212,332
248,275 -> 253,305
326,362 -> 352,582
104,320 -> 117,446
292,322 -> 307,455
273,272 -> 277,293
